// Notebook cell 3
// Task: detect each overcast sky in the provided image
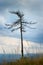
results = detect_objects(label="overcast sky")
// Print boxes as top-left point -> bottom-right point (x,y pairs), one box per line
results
0,0 -> 43,43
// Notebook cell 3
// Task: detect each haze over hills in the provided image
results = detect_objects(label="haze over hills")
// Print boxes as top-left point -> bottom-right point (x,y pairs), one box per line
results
0,36 -> 43,54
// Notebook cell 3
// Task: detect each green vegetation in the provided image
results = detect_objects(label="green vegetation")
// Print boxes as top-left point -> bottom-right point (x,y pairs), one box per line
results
1,56 -> 43,65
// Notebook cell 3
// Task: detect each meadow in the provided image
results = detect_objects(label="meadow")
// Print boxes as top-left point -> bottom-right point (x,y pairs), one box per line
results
1,56 -> 43,65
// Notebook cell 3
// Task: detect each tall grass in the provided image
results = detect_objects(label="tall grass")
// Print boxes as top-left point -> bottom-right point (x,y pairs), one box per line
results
1,56 -> 43,65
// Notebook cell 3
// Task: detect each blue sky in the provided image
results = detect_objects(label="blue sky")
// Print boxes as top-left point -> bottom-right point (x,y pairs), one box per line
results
0,0 -> 43,43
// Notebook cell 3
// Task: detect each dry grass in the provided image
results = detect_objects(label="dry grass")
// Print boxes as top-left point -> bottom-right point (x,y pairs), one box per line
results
1,56 -> 43,65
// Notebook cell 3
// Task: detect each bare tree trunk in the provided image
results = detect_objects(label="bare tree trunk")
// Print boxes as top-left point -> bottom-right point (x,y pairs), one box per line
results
20,18 -> 23,57
21,28 -> 23,57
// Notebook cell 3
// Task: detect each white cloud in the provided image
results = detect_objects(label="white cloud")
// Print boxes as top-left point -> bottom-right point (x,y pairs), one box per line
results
0,16 -> 6,25
0,0 -> 43,43
18,0 -> 28,6
0,36 -> 43,54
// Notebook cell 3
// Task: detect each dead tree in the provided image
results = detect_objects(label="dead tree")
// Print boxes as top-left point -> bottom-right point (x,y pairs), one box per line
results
5,10 -> 37,57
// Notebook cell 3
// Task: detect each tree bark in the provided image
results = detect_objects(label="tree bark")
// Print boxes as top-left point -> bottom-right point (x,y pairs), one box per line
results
20,18 -> 23,57
21,28 -> 23,57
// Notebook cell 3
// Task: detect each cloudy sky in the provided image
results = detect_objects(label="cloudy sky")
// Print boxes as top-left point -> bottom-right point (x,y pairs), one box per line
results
0,0 -> 43,43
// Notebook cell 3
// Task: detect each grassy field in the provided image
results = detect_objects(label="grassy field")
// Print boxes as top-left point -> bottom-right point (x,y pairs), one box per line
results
1,56 -> 43,65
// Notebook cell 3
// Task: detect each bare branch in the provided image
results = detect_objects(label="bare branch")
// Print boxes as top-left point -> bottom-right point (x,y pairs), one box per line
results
9,11 -> 16,14
28,21 -> 37,24
5,24 -> 13,29
8,25 -> 13,29
5,24 -> 11,26
5,19 -> 20,29
22,22 -> 29,24
11,27 -> 20,32
13,19 -> 20,25
22,21 -> 37,25
9,11 -> 24,18
23,24 -> 36,29
28,26 -> 36,29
